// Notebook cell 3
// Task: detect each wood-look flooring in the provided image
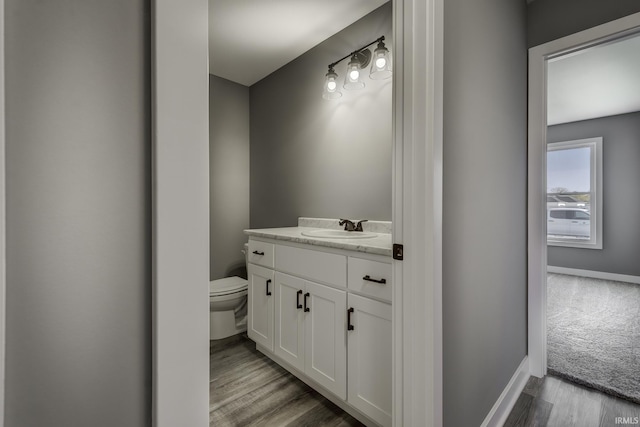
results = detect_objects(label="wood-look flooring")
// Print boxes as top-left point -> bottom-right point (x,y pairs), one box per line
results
212,336 -> 640,426
505,375 -> 640,427
210,334 -> 364,427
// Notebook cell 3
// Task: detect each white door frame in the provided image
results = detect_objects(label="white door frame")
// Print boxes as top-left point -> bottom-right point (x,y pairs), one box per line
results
392,0 -> 443,425
0,0 -> 442,426
152,1 -> 211,426
527,11 -> 640,378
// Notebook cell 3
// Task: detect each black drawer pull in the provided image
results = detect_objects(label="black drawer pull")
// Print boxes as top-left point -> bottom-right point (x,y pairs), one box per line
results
347,307 -> 354,331
296,290 -> 303,309
266,279 -> 272,296
252,250 -> 265,256
363,275 -> 386,284
303,293 -> 310,312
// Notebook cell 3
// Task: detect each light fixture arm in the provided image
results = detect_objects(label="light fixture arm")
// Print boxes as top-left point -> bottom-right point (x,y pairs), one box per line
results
327,36 -> 386,70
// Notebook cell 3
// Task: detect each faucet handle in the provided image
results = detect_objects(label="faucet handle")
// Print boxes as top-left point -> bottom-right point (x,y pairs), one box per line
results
355,220 -> 368,232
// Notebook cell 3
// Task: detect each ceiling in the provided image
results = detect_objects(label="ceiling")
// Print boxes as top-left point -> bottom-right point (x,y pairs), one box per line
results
547,33 -> 640,125
209,2 -> 640,123
209,0 -> 388,87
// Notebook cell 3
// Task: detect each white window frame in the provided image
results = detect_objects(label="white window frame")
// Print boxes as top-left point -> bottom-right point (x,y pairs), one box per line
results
546,137 -> 603,249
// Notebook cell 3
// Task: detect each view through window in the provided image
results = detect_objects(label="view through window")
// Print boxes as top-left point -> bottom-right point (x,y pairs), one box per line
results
547,137 -> 602,248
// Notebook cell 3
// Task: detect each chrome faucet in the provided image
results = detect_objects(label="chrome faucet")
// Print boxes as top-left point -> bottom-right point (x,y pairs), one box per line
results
339,219 -> 368,232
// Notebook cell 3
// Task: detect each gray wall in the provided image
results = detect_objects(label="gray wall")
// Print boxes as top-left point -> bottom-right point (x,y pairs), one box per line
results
442,0 -> 528,426
249,3 -> 392,228
547,112 -> 640,276
5,1 -> 150,426
527,0 -> 640,47
210,75 -> 250,280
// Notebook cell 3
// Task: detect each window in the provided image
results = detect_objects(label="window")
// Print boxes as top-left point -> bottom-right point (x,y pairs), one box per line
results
574,211 -> 590,220
547,137 -> 603,249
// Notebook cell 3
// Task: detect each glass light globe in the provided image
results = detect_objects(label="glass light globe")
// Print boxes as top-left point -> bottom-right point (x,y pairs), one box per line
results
344,55 -> 365,90
322,67 -> 342,100
370,40 -> 392,80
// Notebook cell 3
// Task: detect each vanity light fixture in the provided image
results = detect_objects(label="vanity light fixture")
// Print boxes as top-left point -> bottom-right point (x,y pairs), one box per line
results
322,35 -> 391,100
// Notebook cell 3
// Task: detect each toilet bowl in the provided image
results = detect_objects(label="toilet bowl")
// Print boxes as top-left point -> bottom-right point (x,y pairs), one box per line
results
209,276 -> 248,340
209,244 -> 249,340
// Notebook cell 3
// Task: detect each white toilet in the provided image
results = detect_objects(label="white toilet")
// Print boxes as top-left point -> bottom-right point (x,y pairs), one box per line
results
209,244 -> 249,340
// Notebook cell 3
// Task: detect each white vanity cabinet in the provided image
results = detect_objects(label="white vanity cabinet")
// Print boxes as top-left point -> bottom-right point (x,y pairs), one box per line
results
247,263 -> 275,352
274,272 -> 347,398
273,272 -> 306,371
345,257 -> 392,425
247,236 -> 391,426
347,294 -> 392,427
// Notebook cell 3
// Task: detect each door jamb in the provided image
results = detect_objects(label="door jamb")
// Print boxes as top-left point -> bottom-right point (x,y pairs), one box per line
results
152,1 -> 210,426
527,11 -> 640,378
151,0 -> 444,425
392,0 -> 444,425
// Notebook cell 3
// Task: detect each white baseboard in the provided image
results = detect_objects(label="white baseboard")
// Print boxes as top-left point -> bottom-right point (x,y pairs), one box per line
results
480,356 -> 529,427
547,266 -> 640,285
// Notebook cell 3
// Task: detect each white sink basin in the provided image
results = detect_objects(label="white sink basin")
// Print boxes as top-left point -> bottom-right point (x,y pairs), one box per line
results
301,229 -> 377,239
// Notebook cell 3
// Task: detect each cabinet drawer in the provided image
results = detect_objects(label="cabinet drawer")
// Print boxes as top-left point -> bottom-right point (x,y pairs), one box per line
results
248,240 -> 275,268
276,245 -> 347,287
347,257 -> 392,302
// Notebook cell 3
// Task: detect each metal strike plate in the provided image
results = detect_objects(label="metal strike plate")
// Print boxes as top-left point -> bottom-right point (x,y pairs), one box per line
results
393,243 -> 403,261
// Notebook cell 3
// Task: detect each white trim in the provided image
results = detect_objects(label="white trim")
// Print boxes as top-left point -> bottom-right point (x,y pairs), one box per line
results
152,0 -> 210,426
391,0 -> 404,422
480,357 -> 530,427
0,0 -> 6,424
528,11 -> 640,379
547,266 -> 640,285
393,0 -> 443,425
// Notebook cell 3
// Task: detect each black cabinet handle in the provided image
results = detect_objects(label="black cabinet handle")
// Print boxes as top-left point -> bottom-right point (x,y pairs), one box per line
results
363,275 -> 387,284
253,250 -> 265,256
296,290 -> 303,309
347,307 -> 354,331
303,292 -> 310,312
266,279 -> 272,296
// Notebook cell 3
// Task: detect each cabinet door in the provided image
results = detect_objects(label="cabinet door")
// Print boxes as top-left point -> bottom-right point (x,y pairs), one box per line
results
347,294 -> 392,427
304,280 -> 347,399
274,272 -> 305,372
247,264 -> 275,352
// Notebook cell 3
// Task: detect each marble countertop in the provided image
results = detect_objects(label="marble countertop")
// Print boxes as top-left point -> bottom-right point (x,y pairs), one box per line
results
244,226 -> 393,257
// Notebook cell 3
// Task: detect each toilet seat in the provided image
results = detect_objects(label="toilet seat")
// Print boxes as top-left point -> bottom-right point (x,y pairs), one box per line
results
210,276 -> 248,297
